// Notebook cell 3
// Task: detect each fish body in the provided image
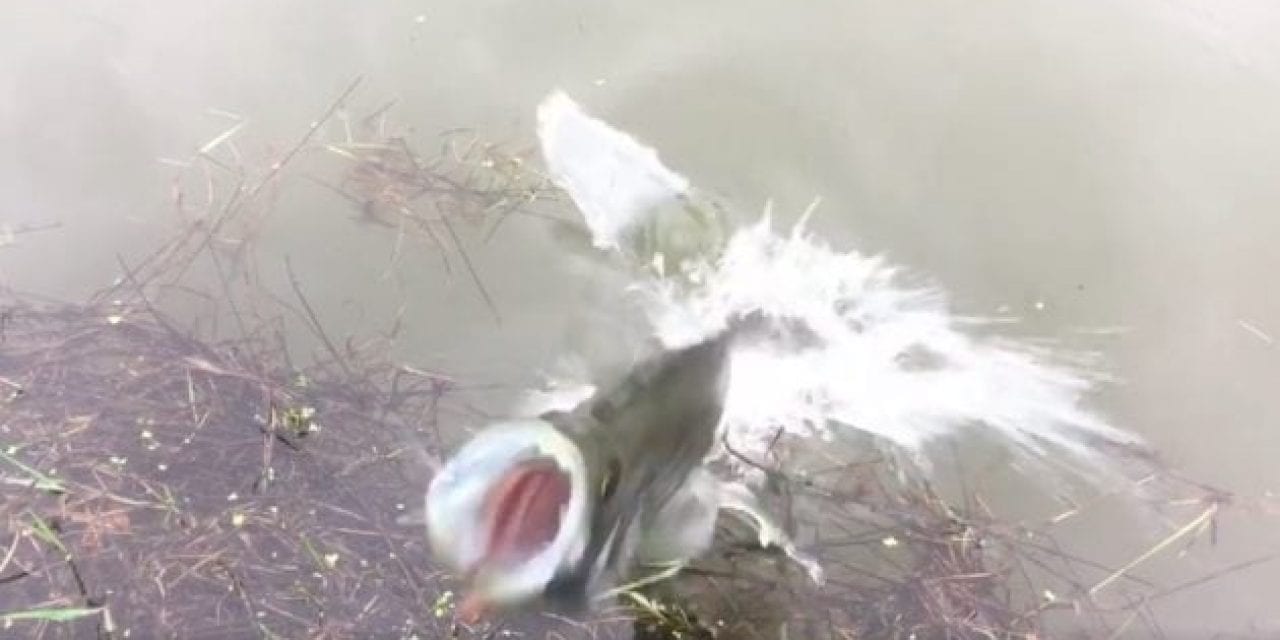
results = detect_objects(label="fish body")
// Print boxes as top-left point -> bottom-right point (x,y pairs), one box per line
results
539,328 -> 735,609
426,323 -> 740,619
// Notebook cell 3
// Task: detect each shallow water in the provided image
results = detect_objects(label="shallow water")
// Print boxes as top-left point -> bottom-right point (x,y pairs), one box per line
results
4,0 -> 1280,635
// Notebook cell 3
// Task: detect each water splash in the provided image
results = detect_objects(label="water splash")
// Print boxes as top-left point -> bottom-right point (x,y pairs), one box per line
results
537,91 -> 689,251
644,215 -> 1139,468
534,90 -> 1143,485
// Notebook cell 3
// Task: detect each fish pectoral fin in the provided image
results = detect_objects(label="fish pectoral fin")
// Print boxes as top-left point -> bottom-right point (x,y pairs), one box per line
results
716,480 -> 825,586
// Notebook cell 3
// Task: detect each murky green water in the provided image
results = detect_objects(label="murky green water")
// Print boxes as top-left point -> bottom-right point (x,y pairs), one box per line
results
3,1 -> 1279,634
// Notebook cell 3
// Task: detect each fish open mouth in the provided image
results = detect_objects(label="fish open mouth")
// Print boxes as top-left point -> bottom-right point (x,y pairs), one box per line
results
425,420 -> 588,622
479,458 -> 573,568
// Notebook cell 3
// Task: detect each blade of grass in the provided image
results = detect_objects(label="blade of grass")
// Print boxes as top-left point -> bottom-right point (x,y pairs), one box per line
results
0,447 -> 66,493
27,512 -> 70,558
199,121 -> 247,156
0,607 -> 102,623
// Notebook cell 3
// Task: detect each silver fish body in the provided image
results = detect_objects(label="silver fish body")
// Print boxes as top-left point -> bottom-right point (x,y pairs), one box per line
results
426,324 -> 738,617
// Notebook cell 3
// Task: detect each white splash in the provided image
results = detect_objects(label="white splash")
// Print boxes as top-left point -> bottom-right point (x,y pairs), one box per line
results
643,216 -> 1138,467
534,90 -> 1142,482
537,91 -> 689,250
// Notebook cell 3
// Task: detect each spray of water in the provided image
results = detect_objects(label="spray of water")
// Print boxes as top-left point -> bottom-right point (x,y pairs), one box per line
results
533,90 -> 1144,486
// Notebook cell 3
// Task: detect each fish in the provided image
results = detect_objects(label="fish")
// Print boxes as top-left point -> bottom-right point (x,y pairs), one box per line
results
424,314 -> 822,622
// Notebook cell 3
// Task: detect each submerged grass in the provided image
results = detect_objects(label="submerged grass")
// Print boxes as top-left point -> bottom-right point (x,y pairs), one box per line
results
0,448 -> 67,494
0,81 -> 1273,639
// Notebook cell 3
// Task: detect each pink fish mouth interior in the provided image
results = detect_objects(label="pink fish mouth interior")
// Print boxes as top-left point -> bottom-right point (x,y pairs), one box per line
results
480,458 -> 572,567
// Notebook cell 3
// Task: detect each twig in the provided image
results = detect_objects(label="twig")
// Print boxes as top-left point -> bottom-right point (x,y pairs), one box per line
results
282,257 -> 355,383
1146,552 -> 1279,603
246,76 -> 364,203
438,215 -> 501,325
1089,502 -> 1219,597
